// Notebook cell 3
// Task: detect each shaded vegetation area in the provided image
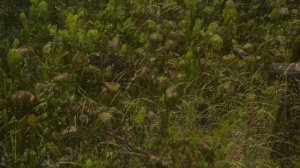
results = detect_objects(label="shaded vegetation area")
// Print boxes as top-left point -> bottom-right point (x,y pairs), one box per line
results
1,0 -> 300,167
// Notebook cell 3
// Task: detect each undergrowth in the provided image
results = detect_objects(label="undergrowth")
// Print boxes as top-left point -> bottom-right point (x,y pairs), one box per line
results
1,0 -> 300,167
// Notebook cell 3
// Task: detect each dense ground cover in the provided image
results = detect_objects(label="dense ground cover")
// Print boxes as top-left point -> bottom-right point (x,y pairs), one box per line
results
1,0 -> 300,167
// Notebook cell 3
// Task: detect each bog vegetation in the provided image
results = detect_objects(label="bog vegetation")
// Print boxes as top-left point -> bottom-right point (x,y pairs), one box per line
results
0,0 -> 300,167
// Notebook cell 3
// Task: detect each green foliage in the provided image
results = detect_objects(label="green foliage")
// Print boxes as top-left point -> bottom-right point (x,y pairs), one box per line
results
184,48 -> 198,79
207,21 -> 219,33
7,49 -> 22,76
0,0 -> 299,167
222,0 -> 238,36
210,34 -> 223,51
86,29 -> 100,43
37,1 -> 48,15
12,39 -> 20,48
42,43 -> 52,55
192,19 -> 204,39
19,12 -> 27,24
134,107 -> 146,124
